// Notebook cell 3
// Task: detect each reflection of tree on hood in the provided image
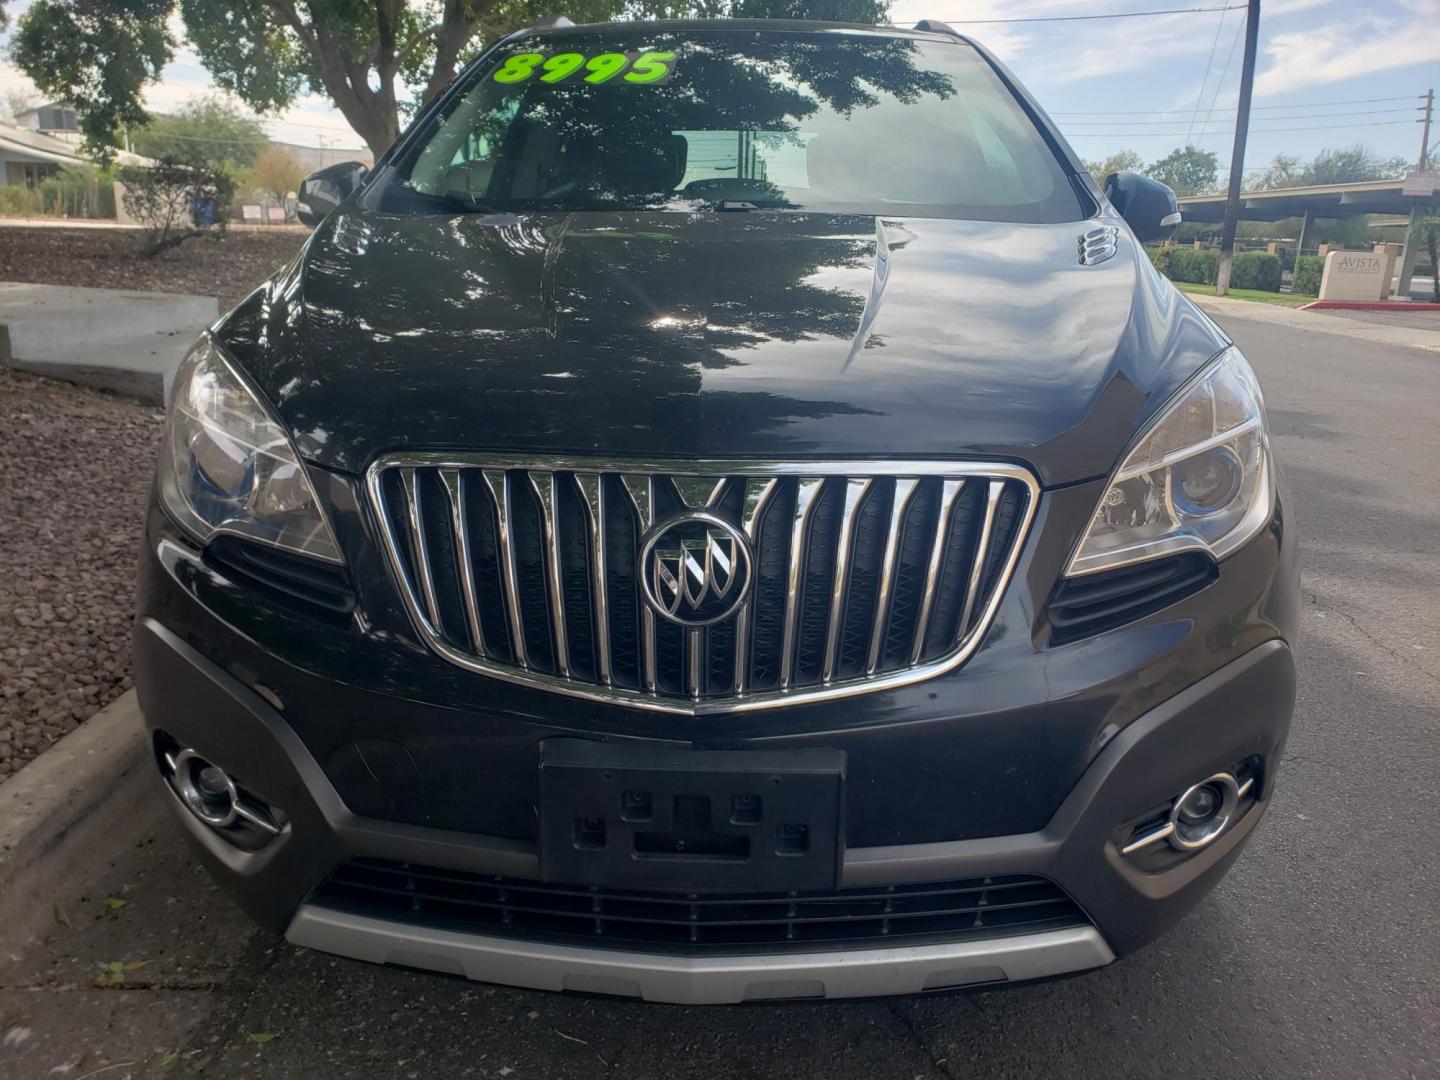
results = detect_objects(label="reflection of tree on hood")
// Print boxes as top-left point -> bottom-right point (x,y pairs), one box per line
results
276,208 -> 881,457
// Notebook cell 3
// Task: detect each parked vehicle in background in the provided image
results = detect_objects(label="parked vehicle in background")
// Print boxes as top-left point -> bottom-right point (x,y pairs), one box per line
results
135,18 -> 1297,1005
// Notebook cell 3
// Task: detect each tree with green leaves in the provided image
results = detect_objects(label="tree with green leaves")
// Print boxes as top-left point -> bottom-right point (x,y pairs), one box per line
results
131,96 -> 270,171
1145,144 -> 1219,196
247,144 -> 307,202
14,0 -> 891,163
1253,152 -> 1302,191
1083,149 -> 1143,185
1301,144 -> 1409,186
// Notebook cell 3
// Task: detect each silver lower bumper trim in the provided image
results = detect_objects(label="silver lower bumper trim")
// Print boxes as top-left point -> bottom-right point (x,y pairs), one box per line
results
286,906 -> 1114,1004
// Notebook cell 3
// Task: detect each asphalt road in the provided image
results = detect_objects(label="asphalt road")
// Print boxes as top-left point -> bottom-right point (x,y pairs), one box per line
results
3,310 -> 1438,1079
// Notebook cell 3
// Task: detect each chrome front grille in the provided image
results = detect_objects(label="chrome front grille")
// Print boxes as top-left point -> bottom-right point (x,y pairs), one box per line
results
367,456 -> 1038,715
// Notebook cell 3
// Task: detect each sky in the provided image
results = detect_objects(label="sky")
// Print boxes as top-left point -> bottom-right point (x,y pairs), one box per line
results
2,0 -> 1437,178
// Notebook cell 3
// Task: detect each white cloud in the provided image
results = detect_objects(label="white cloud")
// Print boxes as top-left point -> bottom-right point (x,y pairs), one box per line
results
1257,25 -> 1440,96
1264,0 -> 1332,15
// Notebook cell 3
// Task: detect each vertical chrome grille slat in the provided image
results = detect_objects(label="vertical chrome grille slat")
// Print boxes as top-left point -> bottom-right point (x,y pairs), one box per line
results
480,469 -> 529,670
621,475 -> 659,694
910,479 -> 966,664
733,478 -> 780,695
528,471 -> 570,678
822,478 -> 874,684
779,478 -> 826,691
574,472 -> 611,686
370,458 -> 1036,714
439,468 -> 487,657
958,479 -> 1006,641
400,468 -> 443,633
687,629 -> 704,699
867,477 -> 920,675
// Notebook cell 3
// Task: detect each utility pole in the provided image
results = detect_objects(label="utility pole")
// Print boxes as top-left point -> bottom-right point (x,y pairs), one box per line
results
1215,0 -> 1261,297
1394,88 -> 1434,299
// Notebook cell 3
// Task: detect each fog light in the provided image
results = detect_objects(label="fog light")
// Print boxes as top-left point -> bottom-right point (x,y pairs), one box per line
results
1177,785 -> 1217,823
1169,773 -> 1240,850
174,749 -> 239,827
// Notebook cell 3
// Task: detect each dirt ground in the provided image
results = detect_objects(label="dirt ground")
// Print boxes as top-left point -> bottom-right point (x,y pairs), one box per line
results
0,370 -> 162,783
0,226 -> 306,309
0,226 -> 305,782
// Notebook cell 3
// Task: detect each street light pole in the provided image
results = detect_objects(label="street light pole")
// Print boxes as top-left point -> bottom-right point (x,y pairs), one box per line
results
1394,88 -> 1434,299
1215,0 -> 1261,297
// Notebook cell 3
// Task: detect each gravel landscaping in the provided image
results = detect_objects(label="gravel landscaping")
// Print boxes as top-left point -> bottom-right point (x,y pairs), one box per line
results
0,225 -> 305,309
0,369 -> 162,783
0,224 -> 307,781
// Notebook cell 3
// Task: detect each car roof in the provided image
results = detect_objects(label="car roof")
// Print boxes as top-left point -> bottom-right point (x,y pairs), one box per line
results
511,18 -> 975,45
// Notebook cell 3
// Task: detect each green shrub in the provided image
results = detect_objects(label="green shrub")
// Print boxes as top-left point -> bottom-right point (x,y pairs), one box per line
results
1157,246 -> 1219,285
0,185 -> 43,217
1229,252 -> 1283,292
1291,255 -> 1323,296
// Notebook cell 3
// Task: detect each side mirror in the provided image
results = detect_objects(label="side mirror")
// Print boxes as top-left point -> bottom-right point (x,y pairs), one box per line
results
296,162 -> 369,228
1103,171 -> 1181,244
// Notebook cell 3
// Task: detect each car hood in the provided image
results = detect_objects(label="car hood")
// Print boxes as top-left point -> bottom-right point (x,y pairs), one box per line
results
221,208 -> 1228,486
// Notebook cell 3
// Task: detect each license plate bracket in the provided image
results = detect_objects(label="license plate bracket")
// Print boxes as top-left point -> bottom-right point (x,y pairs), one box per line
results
539,739 -> 845,893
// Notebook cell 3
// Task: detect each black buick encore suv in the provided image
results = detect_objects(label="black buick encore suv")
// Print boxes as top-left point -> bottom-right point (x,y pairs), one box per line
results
134,18 -> 1298,1004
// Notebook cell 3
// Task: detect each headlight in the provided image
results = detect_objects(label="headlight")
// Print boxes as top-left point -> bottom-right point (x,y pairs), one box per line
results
1066,347 -> 1272,577
158,336 -> 342,564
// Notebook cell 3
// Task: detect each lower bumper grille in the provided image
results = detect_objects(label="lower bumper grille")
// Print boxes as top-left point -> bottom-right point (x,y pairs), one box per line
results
311,859 -> 1087,952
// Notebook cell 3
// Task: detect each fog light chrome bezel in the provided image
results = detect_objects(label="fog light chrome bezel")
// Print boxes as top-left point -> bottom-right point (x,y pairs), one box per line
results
1119,769 -> 1255,857
161,743 -> 283,840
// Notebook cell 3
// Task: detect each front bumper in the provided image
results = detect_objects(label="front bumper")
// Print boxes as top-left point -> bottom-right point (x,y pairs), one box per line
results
287,909 -> 1113,1003
134,601 -> 1294,1002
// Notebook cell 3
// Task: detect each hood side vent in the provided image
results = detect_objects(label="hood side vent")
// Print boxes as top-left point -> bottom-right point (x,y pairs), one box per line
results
1078,226 -> 1120,266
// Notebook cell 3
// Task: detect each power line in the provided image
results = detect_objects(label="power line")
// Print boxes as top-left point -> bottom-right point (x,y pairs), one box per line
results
1065,119 -> 1420,136
1051,100 -> 1421,116
1195,13 -> 1246,148
1064,110 -> 1421,126
1248,95 -> 1423,109
1185,5 -> 1230,147
932,4 -> 1244,24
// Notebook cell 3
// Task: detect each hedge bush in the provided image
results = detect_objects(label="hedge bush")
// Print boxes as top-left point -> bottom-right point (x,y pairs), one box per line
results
1291,255 -> 1323,296
1148,247 -> 1285,292
1156,246 -> 1219,284
0,185 -> 43,217
1229,252 -> 1283,292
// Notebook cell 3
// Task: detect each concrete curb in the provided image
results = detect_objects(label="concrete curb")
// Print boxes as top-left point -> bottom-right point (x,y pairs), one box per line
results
1300,300 -> 1440,312
1190,293 -> 1440,353
5,358 -> 164,405
0,691 -> 155,950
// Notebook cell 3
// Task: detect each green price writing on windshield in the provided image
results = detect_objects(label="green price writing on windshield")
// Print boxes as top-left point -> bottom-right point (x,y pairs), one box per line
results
492,50 -> 677,86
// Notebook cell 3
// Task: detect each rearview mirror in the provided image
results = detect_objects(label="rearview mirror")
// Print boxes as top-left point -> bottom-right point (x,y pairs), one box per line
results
1103,172 -> 1181,244
296,162 -> 369,228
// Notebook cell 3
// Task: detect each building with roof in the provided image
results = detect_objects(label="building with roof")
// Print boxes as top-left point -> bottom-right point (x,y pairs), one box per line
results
1,104 -> 152,188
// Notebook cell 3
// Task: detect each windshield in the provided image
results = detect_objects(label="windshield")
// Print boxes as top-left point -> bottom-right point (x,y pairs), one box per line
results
384,28 -> 1084,223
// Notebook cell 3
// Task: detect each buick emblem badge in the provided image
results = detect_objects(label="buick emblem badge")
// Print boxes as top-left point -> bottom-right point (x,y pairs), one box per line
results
638,512 -> 753,627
